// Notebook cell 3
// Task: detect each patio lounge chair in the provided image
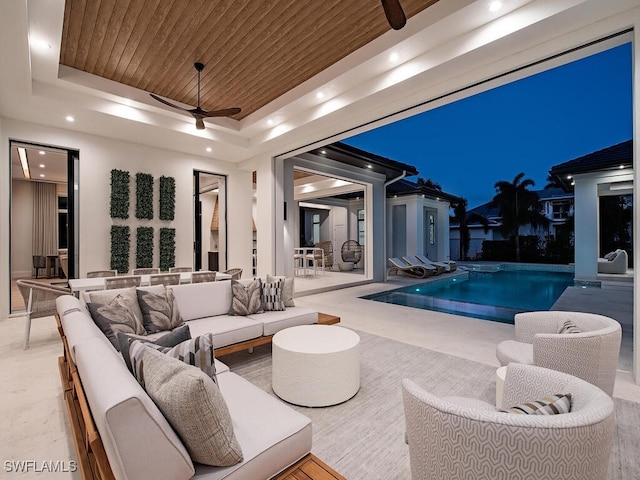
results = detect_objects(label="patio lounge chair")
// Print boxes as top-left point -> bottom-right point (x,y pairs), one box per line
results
414,254 -> 457,273
401,256 -> 441,275
388,257 -> 433,279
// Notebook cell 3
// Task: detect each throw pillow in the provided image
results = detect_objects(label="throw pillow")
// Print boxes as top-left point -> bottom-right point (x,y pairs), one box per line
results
500,393 -> 572,415
558,320 -> 582,334
117,324 -> 191,372
140,347 -> 243,466
229,278 -> 263,315
129,333 -> 217,386
86,287 -> 146,331
262,279 -> 285,312
136,288 -> 184,333
604,251 -> 617,261
266,274 -> 295,307
88,295 -> 145,349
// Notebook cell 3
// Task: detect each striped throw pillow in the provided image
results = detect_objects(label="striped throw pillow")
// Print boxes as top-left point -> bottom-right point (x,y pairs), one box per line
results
129,333 -> 217,387
501,393 -> 572,415
558,320 -> 582,334
262,279 -> 285,311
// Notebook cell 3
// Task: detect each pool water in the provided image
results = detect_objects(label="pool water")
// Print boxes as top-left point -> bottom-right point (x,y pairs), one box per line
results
363,269 -> 575,324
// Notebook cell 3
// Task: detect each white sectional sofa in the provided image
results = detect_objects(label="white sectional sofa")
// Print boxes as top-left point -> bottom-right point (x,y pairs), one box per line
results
56,279 -> 322,480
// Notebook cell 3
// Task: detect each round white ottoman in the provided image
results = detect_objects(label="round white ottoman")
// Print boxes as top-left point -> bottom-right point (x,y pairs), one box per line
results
272,325 -> 360,407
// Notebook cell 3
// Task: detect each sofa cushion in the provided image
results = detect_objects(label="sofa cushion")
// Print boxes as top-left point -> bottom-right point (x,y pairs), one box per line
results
129,333 -> 218,386
140,347 -> 244,467
266,275 -> 295,307
229,279 -> 264,315
88,294 -> 146,349
170,281 -> 233,321
117,325 -> 191,372
191,372 -> 312,479
75,337 -> 195,480
137,288 -> 184,333
248,307 -> 318,336
187,315 -> 264,349
500,393 -> 572,415
262,279 -> 285,312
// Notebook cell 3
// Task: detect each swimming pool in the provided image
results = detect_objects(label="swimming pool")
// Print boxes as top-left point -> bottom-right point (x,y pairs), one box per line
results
363,267 -> 576,324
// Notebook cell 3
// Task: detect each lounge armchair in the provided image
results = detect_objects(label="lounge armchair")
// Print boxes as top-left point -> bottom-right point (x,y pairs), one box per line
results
495,311 -> 621,396
597,249 -> 628,274
388,257 -> 433,278
414,254 -> 457,272
403,363 -> 615,480
17,279 -> 71,349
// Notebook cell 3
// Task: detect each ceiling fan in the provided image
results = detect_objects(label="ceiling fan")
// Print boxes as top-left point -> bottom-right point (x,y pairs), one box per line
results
150,62 -> 241,130
381,0 -> 407,30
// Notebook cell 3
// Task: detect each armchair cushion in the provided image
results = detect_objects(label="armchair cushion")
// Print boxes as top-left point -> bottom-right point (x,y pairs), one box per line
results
500,393 -> 572,415
495,339 -> 533,366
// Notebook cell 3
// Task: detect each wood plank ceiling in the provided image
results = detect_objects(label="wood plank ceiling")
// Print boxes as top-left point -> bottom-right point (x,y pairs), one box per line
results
60,0 -> 438,120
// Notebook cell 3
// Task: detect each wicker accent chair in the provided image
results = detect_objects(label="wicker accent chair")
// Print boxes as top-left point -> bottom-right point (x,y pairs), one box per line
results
86,270 -> 117,278
191,271 -> 216,283
132,268 -> 159,275
149,273 -> 181,286
224,268 -> 243,280
169,266 -> 193,273
403,363 -> 615,480
315,241 -> 334,271
495,311 -> 621,396
341,240 -> 363,265
105,275 -> 141,290
17,279 -> 71,349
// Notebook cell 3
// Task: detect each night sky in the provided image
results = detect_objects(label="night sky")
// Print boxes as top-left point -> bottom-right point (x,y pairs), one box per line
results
344,42 -> 632,208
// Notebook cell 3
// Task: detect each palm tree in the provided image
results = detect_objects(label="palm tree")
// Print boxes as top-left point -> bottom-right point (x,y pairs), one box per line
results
416,177 -> 442,191
451,198 -> 489,260
491,172 -> 548,262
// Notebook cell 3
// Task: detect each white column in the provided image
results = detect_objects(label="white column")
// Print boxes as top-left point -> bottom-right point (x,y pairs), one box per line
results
573,177 -> 599,281
632,23 -> 640,384
254,157 -> 277,277
0,119 -> 8,319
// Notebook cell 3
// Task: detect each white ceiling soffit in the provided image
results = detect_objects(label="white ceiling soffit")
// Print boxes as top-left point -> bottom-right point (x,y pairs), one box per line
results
1,0 -> 638,164
294,174 -> 363,201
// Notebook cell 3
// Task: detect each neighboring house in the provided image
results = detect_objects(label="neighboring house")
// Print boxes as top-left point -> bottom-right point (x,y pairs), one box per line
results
449,188 -> 574,261
549,139 -> 633,280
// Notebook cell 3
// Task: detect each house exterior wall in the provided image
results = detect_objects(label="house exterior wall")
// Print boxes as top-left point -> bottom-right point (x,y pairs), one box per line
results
0,118 -> 253,317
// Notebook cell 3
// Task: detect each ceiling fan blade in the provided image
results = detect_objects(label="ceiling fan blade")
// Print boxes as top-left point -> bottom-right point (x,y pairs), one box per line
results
150,93 -> 190,112
381,0 -> 406,30
200,107 -> 242,118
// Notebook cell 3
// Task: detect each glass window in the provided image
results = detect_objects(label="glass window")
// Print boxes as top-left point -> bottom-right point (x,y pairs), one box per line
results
312,214 -> 320,244
429,214 -> 435,245
357,209 -> 365,246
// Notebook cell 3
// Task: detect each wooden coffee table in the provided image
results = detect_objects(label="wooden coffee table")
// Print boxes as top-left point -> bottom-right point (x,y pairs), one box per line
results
275,454 -> 346,480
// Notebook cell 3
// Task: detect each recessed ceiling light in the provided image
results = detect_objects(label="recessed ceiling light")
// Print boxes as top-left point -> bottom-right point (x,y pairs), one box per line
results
316,91 -> 324,100
566,175 -> 572,179
206,147 -> 212,153
320,149 -> 326,154
40,174 -> 45,178
389,52 -> 399,62
367,165 -> 373,169
489,1 -> 503,12
65,115 -> 75,122
619,165 -> 625,169
38,150 -> 45,155
39,164 -> 45,168
267,118 -> 274,126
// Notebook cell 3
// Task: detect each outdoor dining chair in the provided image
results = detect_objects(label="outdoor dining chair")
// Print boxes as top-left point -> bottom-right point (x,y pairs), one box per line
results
191,271 -> 216,283
105,275 -> 141,289
87,270 -> 118,278
149,273 -> 181,286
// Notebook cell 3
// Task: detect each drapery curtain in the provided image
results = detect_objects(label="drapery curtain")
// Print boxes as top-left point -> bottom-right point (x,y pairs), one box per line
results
32,182 -> 58,255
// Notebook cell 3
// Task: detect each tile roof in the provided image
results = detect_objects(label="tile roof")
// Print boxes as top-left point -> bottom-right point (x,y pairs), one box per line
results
549,139 -> 632,189
386,178 -> 460,202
